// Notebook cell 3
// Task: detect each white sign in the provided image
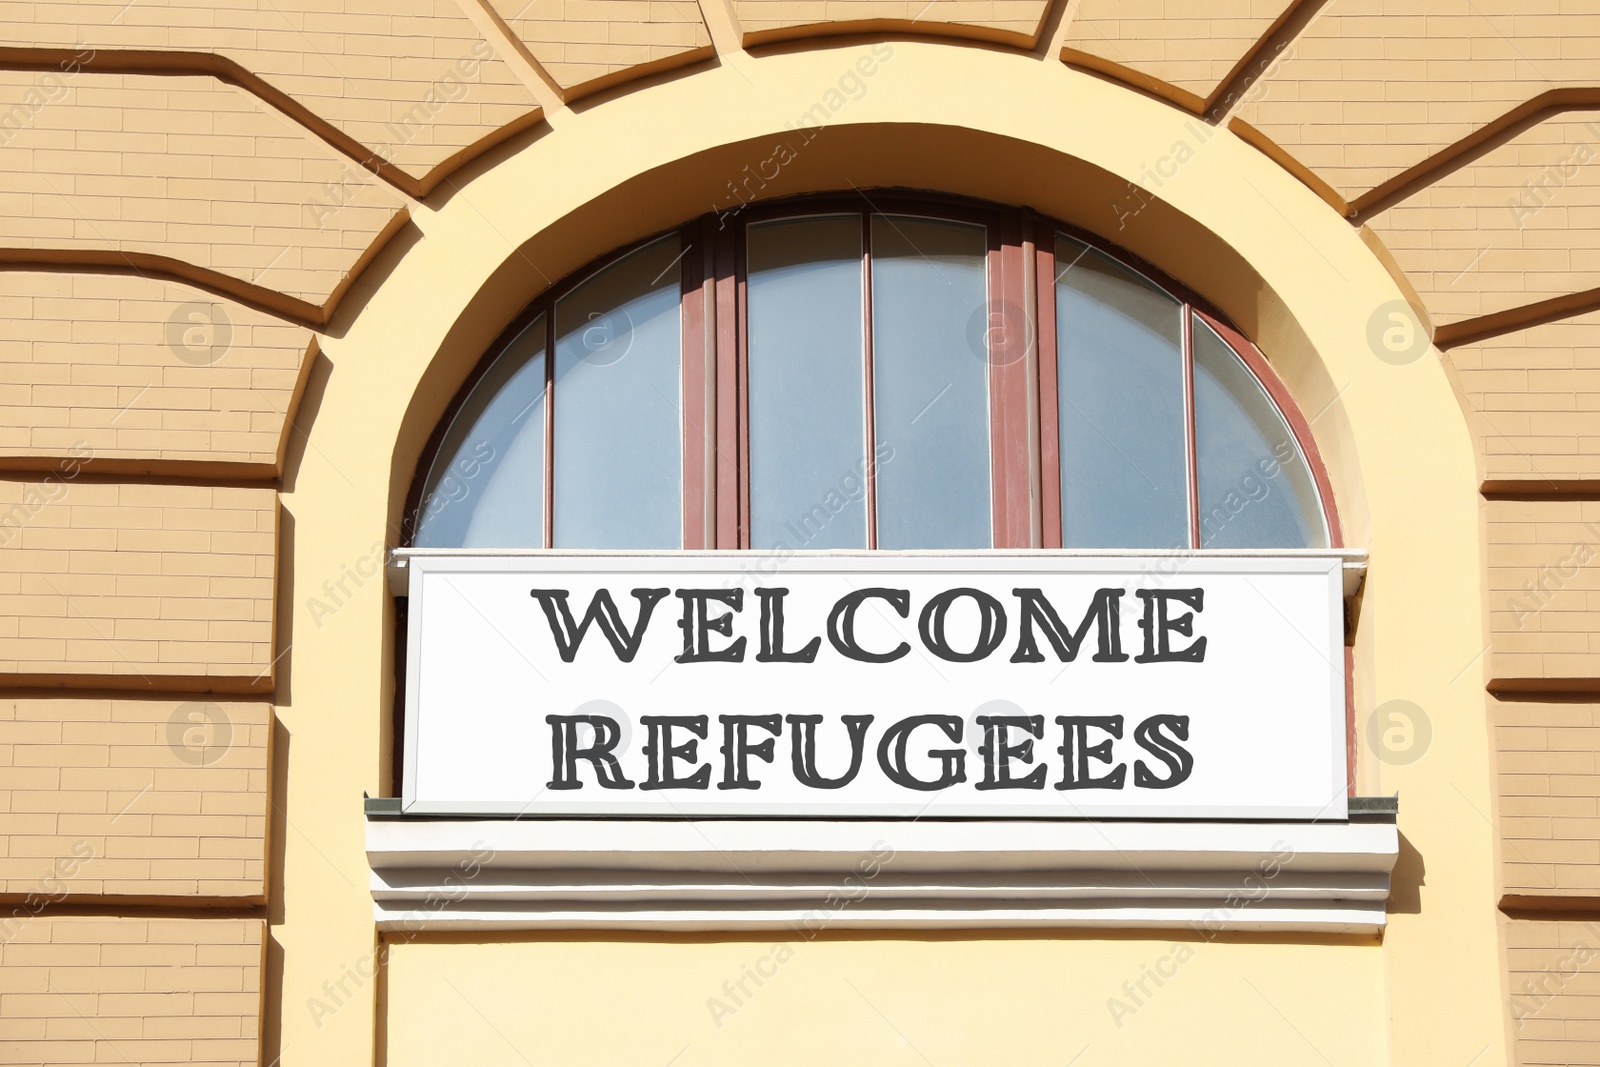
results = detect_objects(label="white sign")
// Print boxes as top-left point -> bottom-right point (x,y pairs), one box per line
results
402,553 -> 1348,819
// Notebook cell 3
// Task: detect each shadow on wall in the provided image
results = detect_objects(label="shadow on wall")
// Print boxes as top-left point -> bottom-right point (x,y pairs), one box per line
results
274,506 -> 297,707
1389,832 -> 1425,915
281,349 -> 335,498
263,721 -> 291,1067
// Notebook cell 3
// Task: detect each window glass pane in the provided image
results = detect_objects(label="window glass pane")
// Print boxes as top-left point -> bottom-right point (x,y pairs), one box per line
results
1193,314 -> 1328,549
552,236 -> 683,549
1055,234 -> 1188,549
747,216 -> 868,551
413,315 -> 545,548
870,215 -> 991,550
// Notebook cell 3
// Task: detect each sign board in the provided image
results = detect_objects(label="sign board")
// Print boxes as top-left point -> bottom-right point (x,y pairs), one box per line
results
402,553 -> 1348,819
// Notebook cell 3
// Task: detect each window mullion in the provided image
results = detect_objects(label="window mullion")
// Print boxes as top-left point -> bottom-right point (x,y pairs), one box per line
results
989,212 -> 1032,549
543,304 -> 555,550
1182,303 -> 1199,550
1021,211 -> 1043,550
861,210 -> 879,551
716,215 -> 741,549
1036,228 -> 1063,550
681,220 -> 714,550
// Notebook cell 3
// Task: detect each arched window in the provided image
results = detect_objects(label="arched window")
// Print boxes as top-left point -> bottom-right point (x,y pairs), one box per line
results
408,196 -> 1336,552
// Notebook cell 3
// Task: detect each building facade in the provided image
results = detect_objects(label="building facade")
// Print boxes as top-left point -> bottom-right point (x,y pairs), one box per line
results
0,0 -> 1598,1064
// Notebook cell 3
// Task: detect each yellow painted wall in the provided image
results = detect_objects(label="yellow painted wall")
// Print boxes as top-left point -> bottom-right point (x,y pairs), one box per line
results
386,934 -> 1387,1066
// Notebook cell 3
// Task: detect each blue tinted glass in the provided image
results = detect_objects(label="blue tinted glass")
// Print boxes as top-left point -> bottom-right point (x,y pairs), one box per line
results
747,216 -> 868,551
553,236 -> 683,549
871,215 -> 992,550
1055,234 -> 1189,549
1193,314 -> 1328,548
413,316 -> 545,548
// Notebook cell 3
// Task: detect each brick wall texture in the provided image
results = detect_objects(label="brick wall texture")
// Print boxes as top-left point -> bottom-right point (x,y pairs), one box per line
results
0,918 -> 264,1067
491,0 -> 712,91
1063,0 -> 1286,102
0,70 -> 404,306
0,482 -> 276,683
1447,310 -> 1600,485
0,273 -> 311,473
0,0 -> 541,176
1368,114 -> 1600,326
734,0 -> 1047,43
1495,697 -> 1600,897
1486,498 -> 1600,683
1233,0 -> 1600,201
0,698 -> 270,902
1506,918 -> 1600,1066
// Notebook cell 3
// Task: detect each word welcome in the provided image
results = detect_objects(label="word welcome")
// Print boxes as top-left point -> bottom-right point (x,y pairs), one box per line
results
527,584 -> 1208,666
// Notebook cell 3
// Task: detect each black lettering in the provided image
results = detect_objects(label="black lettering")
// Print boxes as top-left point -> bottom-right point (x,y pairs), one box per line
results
755,587 -> 820,662
1135,589 -> 1207,662
1010,588 -> 1129,663
827,588 -> 911,663
545,714 -> 635,789
1055,715 -> 1127,790
675,589 -> 748,663
529,587 -> 668,663
640,715 -> 711,789
787,714 -> 874,789
719,713 -> 781,790
1133,714 -> 1194,788
918,588 -> 1007,662
975,714 -> 1046,790
877,715 -> 966,791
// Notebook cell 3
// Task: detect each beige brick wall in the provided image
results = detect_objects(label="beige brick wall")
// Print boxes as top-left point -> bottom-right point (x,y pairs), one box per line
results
0,482 -> 276,685
1,0 -> 541,177
1494,697 -> 1600,897
1505,918 -> 1600,1066
492,0 -> 713,92
0,699 -> 269,902
735,0 -> 1047,44
0,917 -> 263,1067
0,273 -> 311,475
1447,310 -> 1600,485
1368,114 -> 1600,326
1484,502 -> 1600,684
0,70 -> 404,306
1063,0 -> 1286,104
1486,498 -> 1600,684
1234,0 -> 1600,201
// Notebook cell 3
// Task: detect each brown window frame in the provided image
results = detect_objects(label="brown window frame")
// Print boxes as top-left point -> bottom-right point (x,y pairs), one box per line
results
402,191 -> 1342,554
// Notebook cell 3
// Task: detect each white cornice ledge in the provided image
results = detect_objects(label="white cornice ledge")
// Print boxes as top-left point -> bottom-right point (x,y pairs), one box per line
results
367,818 -> 1398,934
